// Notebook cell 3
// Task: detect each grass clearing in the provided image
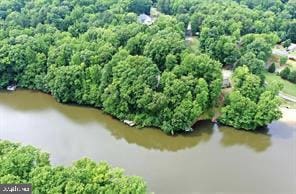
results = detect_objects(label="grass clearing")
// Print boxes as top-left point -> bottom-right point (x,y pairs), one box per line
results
265,72 -> 296,97
287,60 -> 296,70
187,36 -> 200,54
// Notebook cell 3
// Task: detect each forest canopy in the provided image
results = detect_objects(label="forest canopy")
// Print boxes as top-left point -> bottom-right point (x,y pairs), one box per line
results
0,0 -> 293,132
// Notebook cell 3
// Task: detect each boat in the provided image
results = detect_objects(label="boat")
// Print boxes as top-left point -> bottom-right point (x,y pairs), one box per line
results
7,85 -> 17,91
123,120 -> 136,127
211,117 -> 217,123
184,127 -> 193,132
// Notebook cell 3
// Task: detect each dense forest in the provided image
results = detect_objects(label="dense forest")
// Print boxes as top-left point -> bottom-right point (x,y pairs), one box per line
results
0,0 -> 295,133
0,140 -> 147,193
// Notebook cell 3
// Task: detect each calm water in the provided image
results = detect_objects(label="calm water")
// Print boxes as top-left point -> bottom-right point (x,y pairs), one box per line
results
0,90 -> 295,194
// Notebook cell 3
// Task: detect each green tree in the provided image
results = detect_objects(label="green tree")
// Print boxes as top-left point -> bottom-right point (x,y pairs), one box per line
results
287,70 -> 296,83
102,55 -> 160,119
157,0 -> 172,14
286,20 -> 296,43
219,66 -> 282,130
254,91 -> 282,126
47,65 -> 85,103
280,56 -> 288,65
144,31 -> 185,71
268,63 -> 276,73
283,39 -> 291,48
128,0 -> 152,14
219,91 -> 258,130
0,140 -> 147,193
280,66 -> 291,79
233,66 -> 262,101
240,33 -> 279,62
238,52 -> 265,80
126,32 -> 149,55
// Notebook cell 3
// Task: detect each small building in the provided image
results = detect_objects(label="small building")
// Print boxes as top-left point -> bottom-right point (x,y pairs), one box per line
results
222,78 -> 231,88
186,23 -> 192,37
138,14 -> 153,25
287,43 -> 296,52
222,70 -> 232,88
272,49 -> 289,57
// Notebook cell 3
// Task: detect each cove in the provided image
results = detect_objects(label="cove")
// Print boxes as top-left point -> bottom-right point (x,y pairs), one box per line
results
0,90 -> 295,193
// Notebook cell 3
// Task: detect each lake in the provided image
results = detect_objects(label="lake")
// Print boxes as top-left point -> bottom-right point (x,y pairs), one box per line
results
0,90 -> 295,194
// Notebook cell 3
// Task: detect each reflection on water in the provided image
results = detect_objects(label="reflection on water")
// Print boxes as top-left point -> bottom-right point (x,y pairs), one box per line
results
0,90 -> 216,151
2,90 -> 293,152
0,90 -> 295,194
219,126 -> 272,152
108,120 -> 214,152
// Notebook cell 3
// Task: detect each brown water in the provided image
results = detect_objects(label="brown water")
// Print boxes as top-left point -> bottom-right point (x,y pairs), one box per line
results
0,90 -> 295,194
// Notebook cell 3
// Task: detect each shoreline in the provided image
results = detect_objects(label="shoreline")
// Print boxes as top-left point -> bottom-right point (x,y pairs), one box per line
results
279,107 -> 296,124
1,89 -> 295,130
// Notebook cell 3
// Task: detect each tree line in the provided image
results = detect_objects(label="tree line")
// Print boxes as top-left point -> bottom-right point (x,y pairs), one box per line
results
0,0 -> 222,134
280,66 -> 296,83
0,140 -> 147,193
0,0 -> 294,132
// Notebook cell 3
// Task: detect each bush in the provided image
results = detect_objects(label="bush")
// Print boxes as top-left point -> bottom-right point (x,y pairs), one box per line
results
280,56 -> 288,65
280,67 -> 291,79
288,70 -> 296,83
268,63 -> 276,73
282,39 -> 291,48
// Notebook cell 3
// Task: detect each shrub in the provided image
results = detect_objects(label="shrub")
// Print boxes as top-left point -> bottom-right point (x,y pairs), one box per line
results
280,67 -> 291,79
288,70 -> 296,83
268,63 -> 276,73
283,39 -> 291,48
280,56 -> 288,65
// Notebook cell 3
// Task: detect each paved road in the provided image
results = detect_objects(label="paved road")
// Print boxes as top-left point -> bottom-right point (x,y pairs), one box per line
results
279,92 -> 296,103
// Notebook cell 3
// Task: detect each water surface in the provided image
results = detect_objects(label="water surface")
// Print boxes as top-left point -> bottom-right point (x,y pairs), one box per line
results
0,90 -> 295,194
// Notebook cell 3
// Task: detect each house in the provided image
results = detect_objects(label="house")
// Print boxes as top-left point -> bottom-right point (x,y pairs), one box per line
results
287,43 -> 296,52
138,14 -> 153,25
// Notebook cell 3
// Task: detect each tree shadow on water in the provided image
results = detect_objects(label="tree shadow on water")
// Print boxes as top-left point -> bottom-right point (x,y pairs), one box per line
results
104,120 -> 215,152
219,125 -> 272,152
5,90 -> 291,153
0,90 -> 217,152
0,90 -> 106,124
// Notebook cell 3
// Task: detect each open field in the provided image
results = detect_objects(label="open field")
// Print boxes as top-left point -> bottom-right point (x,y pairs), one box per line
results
265,72 -> 296,97
287,59 -> 296,70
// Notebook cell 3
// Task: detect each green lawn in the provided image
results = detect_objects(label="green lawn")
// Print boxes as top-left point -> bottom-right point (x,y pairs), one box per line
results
269,53 -> 296,70
265,72 -> 296,97
287,60 -> 296,70
291,51 -> 296,56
